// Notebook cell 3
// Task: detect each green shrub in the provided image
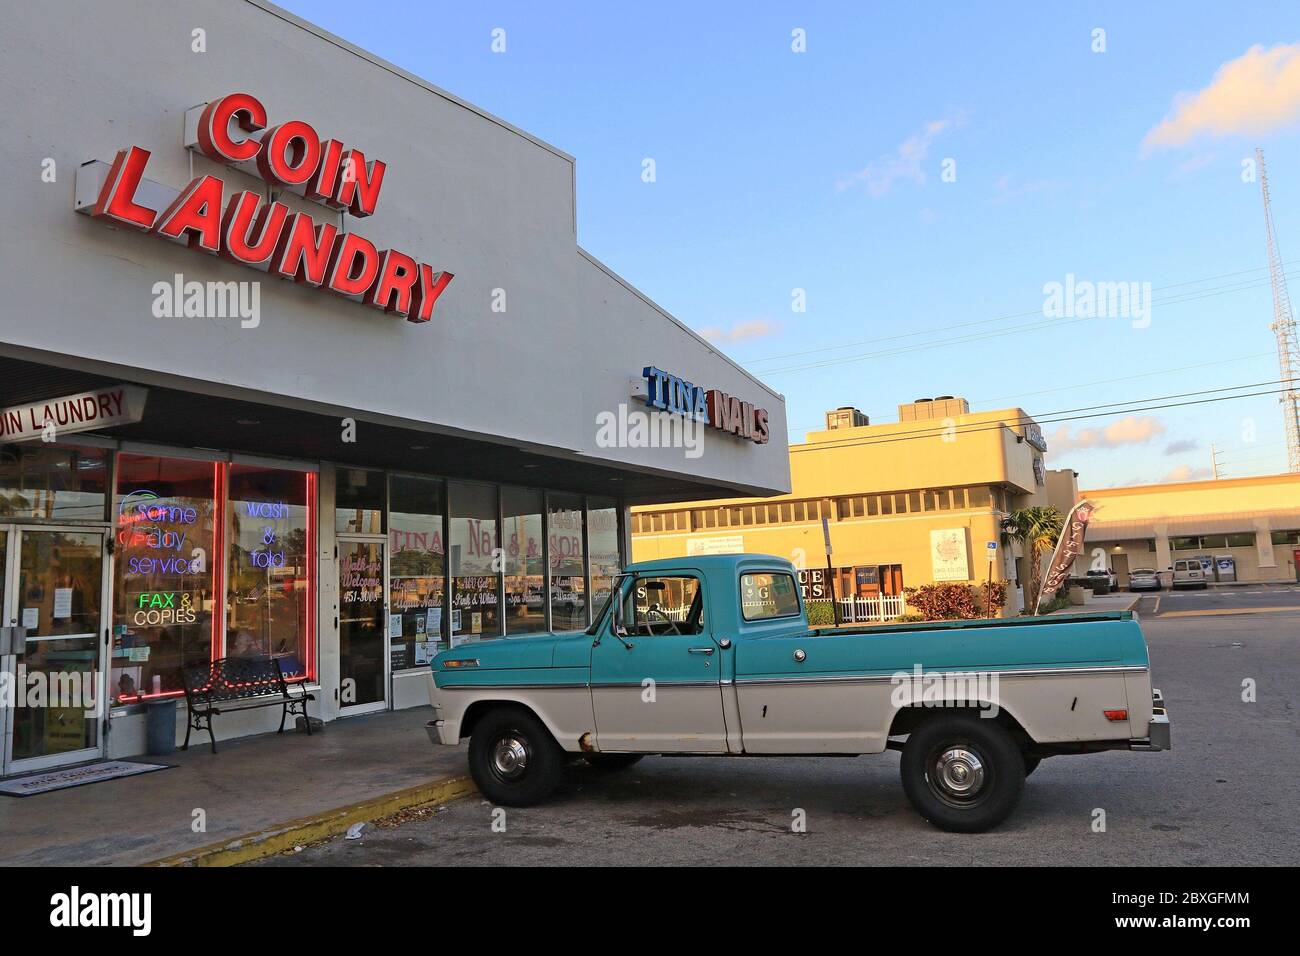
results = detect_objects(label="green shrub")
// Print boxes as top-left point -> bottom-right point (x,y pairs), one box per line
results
805,600 -> 836,626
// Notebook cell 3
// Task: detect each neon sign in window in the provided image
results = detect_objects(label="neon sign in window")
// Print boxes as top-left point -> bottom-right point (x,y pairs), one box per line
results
225,465 -> 314,681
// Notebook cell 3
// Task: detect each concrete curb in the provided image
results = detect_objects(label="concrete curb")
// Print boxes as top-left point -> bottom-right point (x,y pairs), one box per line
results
147,774 -> 477,867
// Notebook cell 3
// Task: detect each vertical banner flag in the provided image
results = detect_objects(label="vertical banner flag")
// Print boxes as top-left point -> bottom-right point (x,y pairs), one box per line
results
1036,499 -> 1098,610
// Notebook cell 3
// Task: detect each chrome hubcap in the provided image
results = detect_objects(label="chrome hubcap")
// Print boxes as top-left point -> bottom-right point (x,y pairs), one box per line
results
933,748 -> 985,799
492,736 -> 529,780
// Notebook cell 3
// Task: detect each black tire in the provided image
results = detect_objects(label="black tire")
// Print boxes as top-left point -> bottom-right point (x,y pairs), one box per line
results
1023,756 -> 1042,776
584,754 -> 644,772
900,714 -> 1025,833
468,705 -> 564,807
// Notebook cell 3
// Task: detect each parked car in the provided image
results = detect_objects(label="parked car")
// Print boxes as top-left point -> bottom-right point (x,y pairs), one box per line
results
1086,568 -> 1118,590
1128,568 -> 1162,592
1172,559 -> 1209,590
426,553 -> 1170,833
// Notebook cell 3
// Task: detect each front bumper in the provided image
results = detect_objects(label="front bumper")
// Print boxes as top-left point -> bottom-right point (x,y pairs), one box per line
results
1130,688 -> 1171,751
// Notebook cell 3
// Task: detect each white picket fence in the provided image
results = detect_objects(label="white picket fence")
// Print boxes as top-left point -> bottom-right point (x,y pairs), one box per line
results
807,595 -> 907,624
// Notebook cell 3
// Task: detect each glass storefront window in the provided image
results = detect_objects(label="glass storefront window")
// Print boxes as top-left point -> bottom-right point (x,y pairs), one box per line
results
450,481 -> 500,643
388,475 -> 446,668
112,454 -> 218,702
0,442 -> 108,521
336,467 -> 385,534
588,497 -> 621,622
225,465 -> 312,680
549,493 -> 586,629
502,487 -> 545,634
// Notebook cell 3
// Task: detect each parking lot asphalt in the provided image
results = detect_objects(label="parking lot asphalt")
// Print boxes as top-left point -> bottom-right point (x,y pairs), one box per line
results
257,595 -> 1300,867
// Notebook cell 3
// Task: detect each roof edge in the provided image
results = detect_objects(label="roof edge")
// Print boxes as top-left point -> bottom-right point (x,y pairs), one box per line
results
246,0 -> 576,165
576,247 -> 784,403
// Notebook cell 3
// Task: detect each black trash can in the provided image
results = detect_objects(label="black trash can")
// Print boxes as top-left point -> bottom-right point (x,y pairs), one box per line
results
145,699 -> 178,756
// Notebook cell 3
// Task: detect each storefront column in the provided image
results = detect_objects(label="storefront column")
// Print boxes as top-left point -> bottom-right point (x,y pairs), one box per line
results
1153,524 -> 1172,582
316,464 -> 341,722
1254,518 -> 1277,570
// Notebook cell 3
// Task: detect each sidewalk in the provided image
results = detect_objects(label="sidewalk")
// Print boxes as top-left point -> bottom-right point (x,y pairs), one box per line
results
1046,592 -> 1142,615
0,707 -> 471,867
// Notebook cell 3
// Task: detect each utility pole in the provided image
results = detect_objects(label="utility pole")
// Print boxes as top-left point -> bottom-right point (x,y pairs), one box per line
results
1257,149 -> 1300,472
1211,443 -> 1223,479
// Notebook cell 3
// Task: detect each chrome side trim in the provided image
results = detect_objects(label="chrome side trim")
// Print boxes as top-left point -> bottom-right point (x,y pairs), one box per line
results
439,666 -> 1147,692
440,683 -> 591,691
735,665 -> 1148,686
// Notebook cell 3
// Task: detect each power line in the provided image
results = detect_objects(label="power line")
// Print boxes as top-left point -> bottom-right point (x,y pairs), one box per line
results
786,351 -> 1276,435
744,260 -> 1299,369
761,272 -> 1292,377
793,380 -> 1299,453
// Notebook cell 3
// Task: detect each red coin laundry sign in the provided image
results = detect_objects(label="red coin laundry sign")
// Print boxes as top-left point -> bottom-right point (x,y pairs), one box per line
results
80,92 -> 454,322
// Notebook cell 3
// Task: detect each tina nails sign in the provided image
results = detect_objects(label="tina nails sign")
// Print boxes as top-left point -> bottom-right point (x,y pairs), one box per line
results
640,365 -> 770,444
75,92 -> 454,323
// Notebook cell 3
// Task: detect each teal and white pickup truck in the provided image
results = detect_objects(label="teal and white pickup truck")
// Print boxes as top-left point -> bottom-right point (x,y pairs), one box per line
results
427,554 -> 1169,832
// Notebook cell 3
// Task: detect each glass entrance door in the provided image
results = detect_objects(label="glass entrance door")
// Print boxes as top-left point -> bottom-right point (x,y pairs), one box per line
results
1,527 -> 108,776
338,538 -> 388,715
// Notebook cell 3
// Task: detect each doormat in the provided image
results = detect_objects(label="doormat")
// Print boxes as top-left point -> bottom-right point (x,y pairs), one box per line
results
0,760 -> 172,797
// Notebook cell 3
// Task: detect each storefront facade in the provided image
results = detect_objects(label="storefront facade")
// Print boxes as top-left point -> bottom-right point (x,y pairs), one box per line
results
1076,472 -> 1300,587
0,1 -> 788,773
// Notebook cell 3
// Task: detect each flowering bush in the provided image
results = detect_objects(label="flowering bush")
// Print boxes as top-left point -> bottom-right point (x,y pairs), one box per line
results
903,582 -> 1007,621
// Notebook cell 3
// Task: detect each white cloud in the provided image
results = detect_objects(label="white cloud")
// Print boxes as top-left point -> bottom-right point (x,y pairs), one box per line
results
1143,43 -> 1300,151
1047,415 -> 1166,455
1161,464 -> 1214,483
836,115 -> 965,196
699,318 -> 778,344
1164,438 -> 1199,455
990,174 -> 1055,205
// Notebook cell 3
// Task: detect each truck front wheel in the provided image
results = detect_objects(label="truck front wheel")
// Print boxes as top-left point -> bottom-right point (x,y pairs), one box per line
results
468,705 -> 565,807
900,715 -> 1025,833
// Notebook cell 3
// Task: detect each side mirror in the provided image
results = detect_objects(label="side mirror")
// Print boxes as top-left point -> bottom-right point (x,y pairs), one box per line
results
611,591 -> 628,637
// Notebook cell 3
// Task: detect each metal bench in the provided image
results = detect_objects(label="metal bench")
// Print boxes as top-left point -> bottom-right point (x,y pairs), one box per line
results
180,656 -> 315,754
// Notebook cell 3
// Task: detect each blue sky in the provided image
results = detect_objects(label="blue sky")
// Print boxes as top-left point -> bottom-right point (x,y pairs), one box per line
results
282,0 -> 1300,488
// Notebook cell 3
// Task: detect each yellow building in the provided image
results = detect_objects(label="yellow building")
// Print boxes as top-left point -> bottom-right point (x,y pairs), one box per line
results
632,397 -> 1075,616
1078,472 -> 1300,586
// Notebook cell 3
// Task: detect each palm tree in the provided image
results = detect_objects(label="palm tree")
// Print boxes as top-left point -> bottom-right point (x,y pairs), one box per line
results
1003,506 -> 1065,614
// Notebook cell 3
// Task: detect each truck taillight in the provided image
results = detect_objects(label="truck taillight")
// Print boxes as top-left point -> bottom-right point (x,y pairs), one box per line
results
1104,709 -> 1129,722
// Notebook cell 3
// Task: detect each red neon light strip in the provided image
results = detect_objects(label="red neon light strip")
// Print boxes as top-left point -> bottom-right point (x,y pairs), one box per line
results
211,461 -> 226,662
305,471 -> 317,682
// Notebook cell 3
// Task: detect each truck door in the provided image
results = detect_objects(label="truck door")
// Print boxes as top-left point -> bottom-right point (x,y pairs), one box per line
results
590,572 -> 728,752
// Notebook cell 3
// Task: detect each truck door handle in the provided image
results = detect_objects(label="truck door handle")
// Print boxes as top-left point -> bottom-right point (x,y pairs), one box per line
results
688,646 -> 715,656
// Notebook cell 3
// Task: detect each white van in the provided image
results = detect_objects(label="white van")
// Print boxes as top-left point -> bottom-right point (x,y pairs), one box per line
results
1172,559 -> 1208,590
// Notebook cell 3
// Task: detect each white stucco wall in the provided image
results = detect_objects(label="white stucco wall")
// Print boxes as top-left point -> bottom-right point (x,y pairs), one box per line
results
0,0 -> 788,497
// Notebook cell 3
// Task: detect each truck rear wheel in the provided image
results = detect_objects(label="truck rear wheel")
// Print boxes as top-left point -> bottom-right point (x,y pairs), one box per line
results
468,705 -> 564,807
900,714 -> 1025,833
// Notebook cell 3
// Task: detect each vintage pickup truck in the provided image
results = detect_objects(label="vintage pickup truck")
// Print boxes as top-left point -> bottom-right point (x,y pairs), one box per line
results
427,554 -> 1169,832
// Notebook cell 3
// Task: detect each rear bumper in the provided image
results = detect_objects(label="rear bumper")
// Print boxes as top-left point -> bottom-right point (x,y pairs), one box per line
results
1129,688 -> 1171,751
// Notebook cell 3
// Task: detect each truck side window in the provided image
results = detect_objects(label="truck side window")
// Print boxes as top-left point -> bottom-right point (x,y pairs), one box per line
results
740,572 -> 801,621
625,576 -> 704,636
